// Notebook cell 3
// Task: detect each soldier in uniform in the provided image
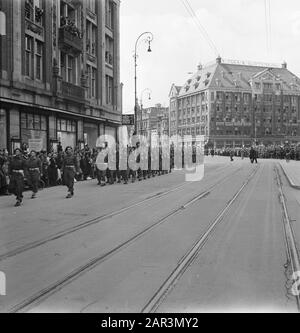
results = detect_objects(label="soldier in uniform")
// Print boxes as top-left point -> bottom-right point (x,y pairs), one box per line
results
8,148 -> 26,206
61,146 -> 80,198
26,150 -> 42,199
96,143 -> 108,186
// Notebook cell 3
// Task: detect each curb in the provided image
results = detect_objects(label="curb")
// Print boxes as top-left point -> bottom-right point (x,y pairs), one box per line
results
279,163 -> 300,190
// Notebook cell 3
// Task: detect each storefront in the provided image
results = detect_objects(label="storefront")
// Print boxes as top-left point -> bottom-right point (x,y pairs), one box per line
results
0,109 -> 7,150
57,118 -> 77,150
20,112 -> 47,151
83,122 -> 99,148
105,125 -> 117,142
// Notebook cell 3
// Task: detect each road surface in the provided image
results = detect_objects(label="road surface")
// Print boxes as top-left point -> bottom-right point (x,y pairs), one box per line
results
0,156 -> 299,313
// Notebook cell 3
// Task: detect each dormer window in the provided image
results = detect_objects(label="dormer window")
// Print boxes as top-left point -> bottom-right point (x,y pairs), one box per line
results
187,79 -> 192,84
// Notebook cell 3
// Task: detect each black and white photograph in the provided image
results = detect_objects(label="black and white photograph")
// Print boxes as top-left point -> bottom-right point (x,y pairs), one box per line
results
0,0 -> 300,316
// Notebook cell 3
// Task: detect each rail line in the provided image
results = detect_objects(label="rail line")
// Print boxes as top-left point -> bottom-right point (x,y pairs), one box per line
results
7,165 -> 251,313
141,165 -> 259,313
0,164 -> 232,262
275,165 -> 300,311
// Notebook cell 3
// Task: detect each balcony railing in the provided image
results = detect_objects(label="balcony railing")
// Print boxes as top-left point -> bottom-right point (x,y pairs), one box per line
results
58,27 -> 83,55
61,81 -> 85,101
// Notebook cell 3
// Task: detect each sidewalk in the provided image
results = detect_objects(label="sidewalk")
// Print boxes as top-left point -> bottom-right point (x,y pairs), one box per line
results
279,160 -> 300,189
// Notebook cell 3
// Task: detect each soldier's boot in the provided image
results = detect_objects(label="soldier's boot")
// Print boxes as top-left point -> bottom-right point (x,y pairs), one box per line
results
31,192 -> 36,199
15,200 -> 21,207
66,192 -> 72,199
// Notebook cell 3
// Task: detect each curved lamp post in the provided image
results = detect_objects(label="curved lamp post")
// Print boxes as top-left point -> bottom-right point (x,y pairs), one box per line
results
139,88 -> 152,136
134,32 -> 153,134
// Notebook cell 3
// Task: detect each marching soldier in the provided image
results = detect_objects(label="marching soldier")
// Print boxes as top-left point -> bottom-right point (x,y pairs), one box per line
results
96,143 -> 108,187
61,146 -> 80,198
8,148 -> 26,207
26,150 -> 42,199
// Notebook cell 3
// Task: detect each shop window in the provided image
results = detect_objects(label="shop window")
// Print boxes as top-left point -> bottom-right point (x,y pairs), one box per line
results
0,110 -> 7,149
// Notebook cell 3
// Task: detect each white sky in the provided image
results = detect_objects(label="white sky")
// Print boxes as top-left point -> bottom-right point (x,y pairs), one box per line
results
120,0 -> 300,114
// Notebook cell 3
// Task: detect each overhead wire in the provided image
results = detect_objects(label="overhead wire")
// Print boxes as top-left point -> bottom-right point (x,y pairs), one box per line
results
179,0 -> 219,56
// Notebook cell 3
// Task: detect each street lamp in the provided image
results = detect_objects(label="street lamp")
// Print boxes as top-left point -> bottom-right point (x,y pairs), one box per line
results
140,88 -> 152,136
134,32 -> 154,134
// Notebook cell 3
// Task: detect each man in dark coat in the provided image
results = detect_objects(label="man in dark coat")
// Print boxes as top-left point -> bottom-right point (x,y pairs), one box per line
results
8,148 -> 26,206
61,146 -> 80,198
249,147 -> 258,164
26,150 -> 42,199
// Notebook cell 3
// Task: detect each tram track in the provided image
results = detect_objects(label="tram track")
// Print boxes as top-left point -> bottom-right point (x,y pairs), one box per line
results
0,164 -> 233,263
7,164 -> 251,313
141,165 -> 260,313
275,165 -> 300,311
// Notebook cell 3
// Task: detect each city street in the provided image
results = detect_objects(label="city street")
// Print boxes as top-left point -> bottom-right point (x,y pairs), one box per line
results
0,156 -> 299,313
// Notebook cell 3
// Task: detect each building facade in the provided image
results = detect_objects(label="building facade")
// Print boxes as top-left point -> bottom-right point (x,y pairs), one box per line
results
169,57 -> 300,148
0,0 -> 121,153
137,104 -> 169,142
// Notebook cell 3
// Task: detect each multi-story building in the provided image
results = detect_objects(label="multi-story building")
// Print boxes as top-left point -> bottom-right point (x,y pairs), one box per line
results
169,57 -> 300,148
0,0 -> 121,153
137,104 -> 169,142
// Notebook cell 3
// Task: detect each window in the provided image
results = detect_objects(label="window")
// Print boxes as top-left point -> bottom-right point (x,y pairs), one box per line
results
35,40 -> 43,80
86,20 -> 97,56
87,65 -> 97,98
263,83 -> 273,89
60,53 -> 76,84
25,0 -> 34,20
105,35 -> 114,65
87,0 -> 96,13
25,35 -> 34,78
61,52 -> 66,81
106,75 -> 113,105
67,55 -> 74,83
25,35 -> 44,80
25,0 -> 44,25
106,0 -> 114,29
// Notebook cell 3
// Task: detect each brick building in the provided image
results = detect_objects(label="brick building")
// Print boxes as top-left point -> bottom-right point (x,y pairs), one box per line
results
169,57 -> 300,149
137,104 -> 169,142
0,0 -> 121,153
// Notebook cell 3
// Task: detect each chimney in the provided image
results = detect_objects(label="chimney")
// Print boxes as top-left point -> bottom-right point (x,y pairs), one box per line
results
282,61 -> 287,69
216,55 -> 222,64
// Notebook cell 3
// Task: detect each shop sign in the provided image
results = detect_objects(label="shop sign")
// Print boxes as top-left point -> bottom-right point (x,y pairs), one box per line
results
28,139 -> 43,152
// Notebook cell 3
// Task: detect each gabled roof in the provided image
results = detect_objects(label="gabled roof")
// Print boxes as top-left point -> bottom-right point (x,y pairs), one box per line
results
176,59 -> 300,97
169,84 -> 182,98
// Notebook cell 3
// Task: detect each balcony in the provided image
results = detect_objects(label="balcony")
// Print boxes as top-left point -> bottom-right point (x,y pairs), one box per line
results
61,81 -> 85,102
58,26 -> 83,55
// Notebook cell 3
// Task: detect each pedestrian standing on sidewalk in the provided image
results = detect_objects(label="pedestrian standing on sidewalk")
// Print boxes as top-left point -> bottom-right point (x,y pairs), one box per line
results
26,150 -> 42,199
61,146 -> 80,198
8,148 -> 26,206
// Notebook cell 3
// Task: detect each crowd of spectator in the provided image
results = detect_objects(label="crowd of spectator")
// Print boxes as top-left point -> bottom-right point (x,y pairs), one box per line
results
208,143 -> 300,160
1,142 -> 300,196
